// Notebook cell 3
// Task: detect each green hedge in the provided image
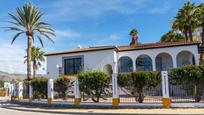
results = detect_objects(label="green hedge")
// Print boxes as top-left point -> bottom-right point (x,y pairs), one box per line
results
78,71 -> 110,103
31,77 -> 48,99
169,64 -> 204,102
54,76 -> 72,99
118,71 -> 161,103
0,80 -> 4,88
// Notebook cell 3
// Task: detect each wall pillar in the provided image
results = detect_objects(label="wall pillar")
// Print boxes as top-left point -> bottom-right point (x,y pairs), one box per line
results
74,78 -> 81,105
47,79 -> 54,104
29,82 -> 33,104
161,71 -> 171,108
152,56 -> 156,71
172,55 -> 177,68
18,82 -> 23,101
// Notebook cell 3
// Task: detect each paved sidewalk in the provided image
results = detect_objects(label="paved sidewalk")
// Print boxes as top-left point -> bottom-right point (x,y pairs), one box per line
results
1,104 -> 204,115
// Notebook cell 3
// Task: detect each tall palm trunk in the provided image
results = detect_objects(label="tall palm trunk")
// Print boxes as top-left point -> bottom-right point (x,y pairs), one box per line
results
189,27 -> 193,42
202,23 -> 204,44
184,30 -> 188,42
27,34 -> 32,80
33,60 -> 37,78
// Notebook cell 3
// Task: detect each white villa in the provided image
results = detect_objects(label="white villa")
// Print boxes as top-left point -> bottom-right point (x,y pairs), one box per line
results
45,42 -> 200,79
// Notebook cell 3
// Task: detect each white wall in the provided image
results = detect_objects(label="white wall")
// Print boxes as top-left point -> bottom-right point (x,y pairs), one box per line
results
117,45 -> 199,71
46,44 -> 199,79
46,49 -> 115,79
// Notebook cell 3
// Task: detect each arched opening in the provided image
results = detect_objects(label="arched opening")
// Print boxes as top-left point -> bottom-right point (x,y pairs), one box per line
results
103,64 -> 113,77
176,51 -> 195,67
118,56 -> 133,73
156,53 -> 173,71
136,55 -> 153,71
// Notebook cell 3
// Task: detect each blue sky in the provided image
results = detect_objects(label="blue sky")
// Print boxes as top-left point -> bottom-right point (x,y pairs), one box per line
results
0,0 -> 203,74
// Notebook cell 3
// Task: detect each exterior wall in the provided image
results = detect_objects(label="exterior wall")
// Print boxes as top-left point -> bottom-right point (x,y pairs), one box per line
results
46,49 -> 115,79
46,44 -> 199,79
117,45 -> 199,71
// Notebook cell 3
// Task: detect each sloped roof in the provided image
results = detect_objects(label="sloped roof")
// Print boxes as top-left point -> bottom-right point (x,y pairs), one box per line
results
45,41 -> 200,56
117,41 -> 200,51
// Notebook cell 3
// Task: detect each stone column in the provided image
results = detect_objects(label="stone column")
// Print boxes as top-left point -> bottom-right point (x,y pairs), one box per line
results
161,71 -> 171,108
18,82 -> 23,101
112,51 -> 119,106
29,82 -> 33,104
74,78 -> 81,105
47,79 -> 54,104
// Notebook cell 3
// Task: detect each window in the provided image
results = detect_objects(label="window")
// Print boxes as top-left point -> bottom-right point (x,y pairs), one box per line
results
64,57 -> 83,74
118,56 -> 133,73
136,55 -> 153,71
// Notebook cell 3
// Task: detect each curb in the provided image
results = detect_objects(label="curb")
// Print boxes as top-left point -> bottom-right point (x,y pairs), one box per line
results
11,101 -> 163,109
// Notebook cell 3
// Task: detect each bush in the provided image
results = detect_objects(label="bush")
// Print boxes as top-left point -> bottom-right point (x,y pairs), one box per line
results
78,71 -> 110,103
169,65 -> 204,102
118,71 -> 161,103
54,76 -> 72,99
0,80 -> 4,88
31,77 -> 48,99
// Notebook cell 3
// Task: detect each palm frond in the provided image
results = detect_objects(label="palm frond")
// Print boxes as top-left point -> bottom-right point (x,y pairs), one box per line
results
37,35 -> 44,47
11,32 -> 25,44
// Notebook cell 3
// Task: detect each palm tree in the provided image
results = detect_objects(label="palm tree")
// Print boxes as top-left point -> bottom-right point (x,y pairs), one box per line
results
129,28 -> 138,45
2,3 -> 55,79
160,30 -> 185,42
25,46 -> 45,78
197,3 -> 204,44
172,2 -> 199,42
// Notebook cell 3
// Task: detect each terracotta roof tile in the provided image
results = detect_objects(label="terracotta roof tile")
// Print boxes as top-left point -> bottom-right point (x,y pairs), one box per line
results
45,41 -> 200,56
117,41 -> 200,51
45,46 -> 115,56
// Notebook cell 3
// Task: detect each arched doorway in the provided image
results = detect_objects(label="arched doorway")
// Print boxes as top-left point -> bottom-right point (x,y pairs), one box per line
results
118,56 -> 133,73
176,51 -> 195,67
103,64 -> 113,77
156,53 -> 173,71
136,55 -> 153,71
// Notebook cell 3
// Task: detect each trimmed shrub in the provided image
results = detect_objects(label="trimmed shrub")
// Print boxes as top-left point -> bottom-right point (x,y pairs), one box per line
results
118,71 -> 161,103
78,71 -> 110,103
31,77 -> 48,99
169,65 -> 204,102
0,80 -> 4,88
54,76 -> 72,99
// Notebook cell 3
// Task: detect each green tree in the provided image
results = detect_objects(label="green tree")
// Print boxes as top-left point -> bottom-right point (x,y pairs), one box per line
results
160,31 -> 185,42
197,3 -> 204,44
129,28 -> 139,45
3,3 -> 55,79
78,71 -> 110,103
172,2 -> 199,42
118,71 -> 160,103
25,46 -> 45,78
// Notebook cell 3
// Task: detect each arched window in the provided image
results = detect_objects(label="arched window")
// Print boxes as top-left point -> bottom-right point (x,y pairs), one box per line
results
136,55 -> 152,71
156,53 -> 173,71
118,56 -> 133,73
176,51 -> 195,67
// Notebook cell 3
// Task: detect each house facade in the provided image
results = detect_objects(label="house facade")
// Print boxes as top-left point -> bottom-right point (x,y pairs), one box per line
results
45,42 -> 200,79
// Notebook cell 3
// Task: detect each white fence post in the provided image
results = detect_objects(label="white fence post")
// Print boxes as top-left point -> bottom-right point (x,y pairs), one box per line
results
47,79 -> 54,104
112,51 -> 119,106
18,82 -> 23,101
74,78 -> 81,105
29,82 -> 33,104
161,71 -> 171,108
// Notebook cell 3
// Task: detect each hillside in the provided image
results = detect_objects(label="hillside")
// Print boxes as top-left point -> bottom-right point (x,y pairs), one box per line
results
0,71 -> 26,82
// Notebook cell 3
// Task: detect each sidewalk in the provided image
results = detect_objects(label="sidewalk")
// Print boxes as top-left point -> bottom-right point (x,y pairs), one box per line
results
1,104 -> 204,115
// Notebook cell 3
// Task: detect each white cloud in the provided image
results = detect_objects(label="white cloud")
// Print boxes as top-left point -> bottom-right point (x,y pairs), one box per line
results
55,29 -> 80,38
43,0 -> 171,21
0,43 -> 46,74
147,2 -> 170,14
94,34 -> 123,46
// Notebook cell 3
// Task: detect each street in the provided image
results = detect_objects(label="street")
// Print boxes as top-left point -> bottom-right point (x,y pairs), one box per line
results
1,102 -> 204,115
